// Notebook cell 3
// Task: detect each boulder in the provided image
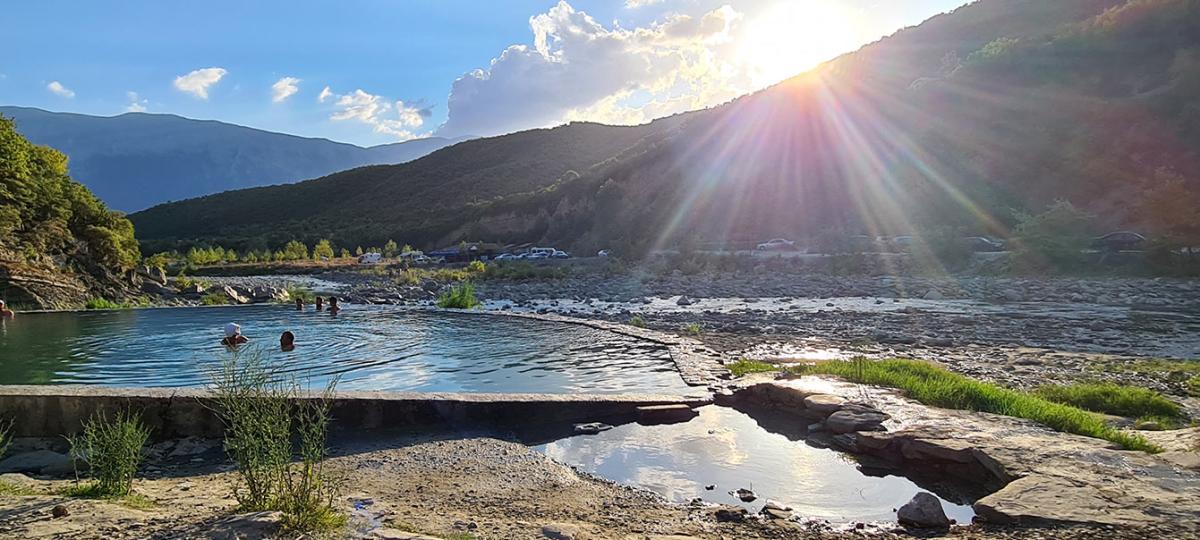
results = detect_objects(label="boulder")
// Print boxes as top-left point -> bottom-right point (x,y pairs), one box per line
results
541,523 -> 582,540
0,450 -> 73,476
636,404 -> 698,425
802,394 -> 846,416
141,280 -> 176,297
178,283 -> 204,298
714,507 -> 748,523
218,285 -> 251,305
573,422 -> 612,435
824,404 -> 889,434
760,500 -> 793,520
676,296 -> 694,306
923,289 -> 945,300
250,286 -> 290,303
897,492 -> 950,529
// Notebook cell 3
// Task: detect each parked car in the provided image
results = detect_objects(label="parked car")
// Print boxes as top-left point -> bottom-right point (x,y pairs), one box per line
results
754,238 -> 795,251
1094,231 -> 1146,252
597,249 -> 610,257
963,236 -> 1005,252
358,252 -> 383,264
526,251 -> 550,260
552,250 -> 570,259
494,252 -> 517,260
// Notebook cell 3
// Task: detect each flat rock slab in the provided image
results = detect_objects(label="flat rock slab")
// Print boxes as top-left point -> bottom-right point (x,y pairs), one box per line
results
802,394 -> 846,415
636,404 -> 699,425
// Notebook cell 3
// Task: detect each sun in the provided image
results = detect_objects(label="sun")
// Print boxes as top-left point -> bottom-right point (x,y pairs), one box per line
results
741,1 -> 865,86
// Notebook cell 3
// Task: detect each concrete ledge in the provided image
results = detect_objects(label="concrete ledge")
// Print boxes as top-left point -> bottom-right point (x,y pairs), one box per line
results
0,385 -> 712,439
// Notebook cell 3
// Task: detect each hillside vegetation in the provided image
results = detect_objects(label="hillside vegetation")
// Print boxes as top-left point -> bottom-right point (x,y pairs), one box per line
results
0,116 -> 140,308
130,0 -> 1200,264
1,107 -> 467,211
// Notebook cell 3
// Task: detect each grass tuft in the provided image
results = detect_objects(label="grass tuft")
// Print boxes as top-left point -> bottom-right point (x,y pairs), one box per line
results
66,410 -> 151,497
0,480 -> 37,496
726,359 -> 777,377
1033,382 -> 1183,420
437,282 -> 480,309
628,314 -> 647,328
59,483 -> 156,508
788,358 -> 1162,453
682,323 -> 702,336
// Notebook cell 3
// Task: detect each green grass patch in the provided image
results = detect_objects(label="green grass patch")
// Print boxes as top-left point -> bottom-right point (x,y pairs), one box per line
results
201,292 -> 230,305
726,359 -> 777,377
0,480 -> 37,496
788,359 -> 1161,453
437,282 -> 480,309
1189,375 -> 1200,397
1033,382 -> 1183,420
628,314 -> 647,328
59,483 -> 156,508
682,323 -> 701,336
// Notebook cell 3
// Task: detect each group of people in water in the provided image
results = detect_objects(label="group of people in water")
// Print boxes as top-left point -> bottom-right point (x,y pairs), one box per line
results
221,296 -> 341,351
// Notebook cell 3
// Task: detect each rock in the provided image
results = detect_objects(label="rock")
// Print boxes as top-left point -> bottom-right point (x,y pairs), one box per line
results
178,283 -> 204,298
368,529 -> 443,540
0,472 -> 37,492
704,484 -> 715,490
0,450 -> 73,476
802,394 -> 846,415
897,492 -> 950,529
167,437 -> 218,458
208,511 -> 284,540
733,488 -> 756,502
636,404 -> 698,425
676,295 -> 694,306
714,507 -> 748,523
760,500 -> 793,520
1002,289 -> 1023,302
573,422 -> 613,435
541,523 -> 582,540
250,286 -> 289,303
141,280 -> 176,296
824,404 -> 889,434
52,504 -> 69,518
923,289 -> 945,300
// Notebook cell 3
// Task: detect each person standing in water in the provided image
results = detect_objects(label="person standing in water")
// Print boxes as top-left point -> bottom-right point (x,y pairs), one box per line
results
328,296 -> 341,316
315,297 -> 324,311
295,297 -> 303,311
221,323 -> 249,347
0,300 -> 13,318
280,331 -> 296,352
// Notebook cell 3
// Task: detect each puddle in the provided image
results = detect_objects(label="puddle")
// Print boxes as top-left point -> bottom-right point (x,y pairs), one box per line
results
533,405 -> 975,524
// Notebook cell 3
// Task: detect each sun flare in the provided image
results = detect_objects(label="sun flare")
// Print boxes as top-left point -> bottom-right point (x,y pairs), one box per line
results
741,1 -> 865,86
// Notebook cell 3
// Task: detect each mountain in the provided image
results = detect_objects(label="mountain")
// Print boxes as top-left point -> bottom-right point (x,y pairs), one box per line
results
130,0 -> 1200,256
0,116 -> 141,309
0,106 -> 468,211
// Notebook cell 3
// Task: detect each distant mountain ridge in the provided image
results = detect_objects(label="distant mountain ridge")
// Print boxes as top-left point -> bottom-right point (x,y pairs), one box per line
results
0,106 -> 469,211
130,0 -> 1200,256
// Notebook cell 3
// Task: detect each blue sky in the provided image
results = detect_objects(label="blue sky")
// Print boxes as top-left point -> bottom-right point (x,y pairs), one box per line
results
0,0 -> 968,146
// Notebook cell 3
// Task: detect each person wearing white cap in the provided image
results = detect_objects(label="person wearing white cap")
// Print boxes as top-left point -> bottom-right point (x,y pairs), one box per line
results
221,322 -> 248,347
0,300 -> 13,318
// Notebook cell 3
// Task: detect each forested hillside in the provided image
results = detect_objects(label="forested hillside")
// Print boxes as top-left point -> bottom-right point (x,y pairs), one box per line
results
130,0 -> 1200,257
0,107 -> 466,211
0,116 -> 141,308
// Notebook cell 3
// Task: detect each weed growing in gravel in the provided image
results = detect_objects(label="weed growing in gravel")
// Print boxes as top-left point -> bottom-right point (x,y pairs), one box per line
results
66,410 -> 151,497
726,360 -> 777,377
208,350 -> 346,533
628,314 -> 647,328
788,358 -> 1162,453
437,282 -> 480,309
1033,382 -> 1184,420
682,323 -> 702,336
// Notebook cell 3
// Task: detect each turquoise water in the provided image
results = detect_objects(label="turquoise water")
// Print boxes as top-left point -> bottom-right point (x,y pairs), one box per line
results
536,406 -> 976,524
0,305 -> 687,393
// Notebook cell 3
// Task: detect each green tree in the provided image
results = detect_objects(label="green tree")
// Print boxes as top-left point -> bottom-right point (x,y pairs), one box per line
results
312,239 -> 335,260
355,246 -> 364,256
1014,200 -> 1095,269
383,239 -> 399,258
339,248 -> 351,258
282,240 -> 309,261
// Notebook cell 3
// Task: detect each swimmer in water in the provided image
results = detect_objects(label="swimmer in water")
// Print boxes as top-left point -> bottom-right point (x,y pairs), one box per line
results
328,296 -> 340,316
0,300 -> 13,319
280,330 -> 295,352
295,297 -> 303,311
315,296 -> 324,311
221,322 -> 249,347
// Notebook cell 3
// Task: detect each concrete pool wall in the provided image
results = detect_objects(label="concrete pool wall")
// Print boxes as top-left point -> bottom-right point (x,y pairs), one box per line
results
0,385 -> 712,439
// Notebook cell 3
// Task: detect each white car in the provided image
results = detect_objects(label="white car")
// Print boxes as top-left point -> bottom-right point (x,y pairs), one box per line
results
495,253 -> 517,260
754,238 -> 795,251
552,250 -> 570,259
597,249 -> 610,257
526,252 -> 550,260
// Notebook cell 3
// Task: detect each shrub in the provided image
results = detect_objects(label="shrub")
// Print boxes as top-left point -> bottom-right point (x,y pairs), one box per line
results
201,292 -> 229,306
789,359 -> 1161,452
1034,382 -> 1183,419
682,323 -> 701,336
466,260 -> 486,273
208,352 -> 345,532
628,314 -> 647,328
84,298 -> 124,310
284,285 -> 316,304
66,410 -> 151,497
1189,375 -> 1200,397
726,360 -> 776,377
437,282 -> 480,309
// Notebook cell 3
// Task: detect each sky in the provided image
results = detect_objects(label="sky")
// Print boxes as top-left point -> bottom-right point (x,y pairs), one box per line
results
0,0 -> 969,147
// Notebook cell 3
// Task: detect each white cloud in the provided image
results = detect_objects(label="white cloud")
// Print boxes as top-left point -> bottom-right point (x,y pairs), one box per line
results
437,1 -> 753,137
328,89 -> 425,141
124,91 -> 148,113
317,85 -> 333,103
271,76 -> 301,102
624,0 -> 665,8
47,81 -> 75,99
173,67 -> 227,99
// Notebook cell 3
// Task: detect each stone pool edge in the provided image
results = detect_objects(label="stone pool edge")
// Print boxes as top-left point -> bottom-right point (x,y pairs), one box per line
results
0,385 -> 713,439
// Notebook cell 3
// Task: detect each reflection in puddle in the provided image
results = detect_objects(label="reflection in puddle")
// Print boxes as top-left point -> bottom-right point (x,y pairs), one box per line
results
534,406 -> 975,524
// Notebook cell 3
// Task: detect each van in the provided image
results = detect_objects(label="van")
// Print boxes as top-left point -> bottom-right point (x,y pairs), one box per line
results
358,252 -> 383,264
